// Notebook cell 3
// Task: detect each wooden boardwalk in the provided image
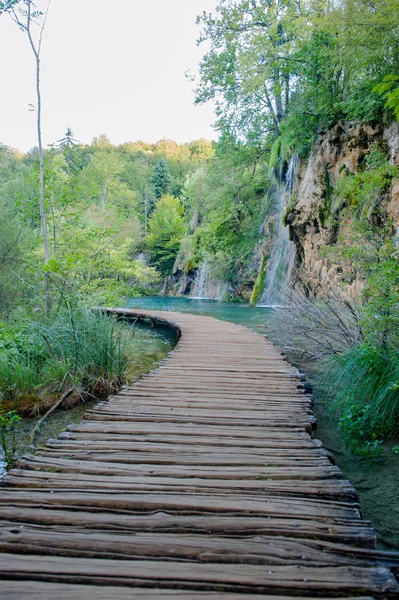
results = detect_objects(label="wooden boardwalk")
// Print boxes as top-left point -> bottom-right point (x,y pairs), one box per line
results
0,308 -> 398,598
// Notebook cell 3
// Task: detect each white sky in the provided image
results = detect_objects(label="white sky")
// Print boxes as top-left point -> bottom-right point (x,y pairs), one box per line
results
0,0 -> 218,152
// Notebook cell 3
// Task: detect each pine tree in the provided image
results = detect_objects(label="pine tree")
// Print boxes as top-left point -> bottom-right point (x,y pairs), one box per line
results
56,127 -> 78,149
152,158 -> 172,199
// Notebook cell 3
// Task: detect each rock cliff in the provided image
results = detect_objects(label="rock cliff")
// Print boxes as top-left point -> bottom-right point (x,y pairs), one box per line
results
284,120 -> 399,299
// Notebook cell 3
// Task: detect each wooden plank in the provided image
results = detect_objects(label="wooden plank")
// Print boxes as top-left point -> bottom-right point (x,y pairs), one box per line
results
42,439 -> 327,457
0,489 -> 363,519
0,524 -> 387,566
64,421 -> 313,437
16,456 -> 340,479
0,507 -> 375,546
4,581 -> 372,600
0,554 -> 397,595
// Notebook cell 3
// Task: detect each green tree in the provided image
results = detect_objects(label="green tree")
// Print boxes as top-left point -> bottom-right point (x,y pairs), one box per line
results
0,0 -> 20,14
146,195 -> 185,274
196,0 -> 399,151
196,0 -> 310,141
152,158 -> 172,199
122,156 -> 154,233
56,127 -> 79,150
0,201 -> 25,313
188,139 -> 214,164
79,151 -> 125,207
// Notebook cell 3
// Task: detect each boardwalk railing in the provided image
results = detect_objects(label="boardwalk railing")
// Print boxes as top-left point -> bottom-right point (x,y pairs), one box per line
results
0,308 -> 398,598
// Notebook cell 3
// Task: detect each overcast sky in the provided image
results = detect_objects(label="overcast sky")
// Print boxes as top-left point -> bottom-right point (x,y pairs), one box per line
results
0,0 -> 218,152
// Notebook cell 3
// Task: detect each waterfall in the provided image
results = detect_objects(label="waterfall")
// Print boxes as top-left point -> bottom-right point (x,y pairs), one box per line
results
190,263 -> 208,299
258,155 -> 298,307
190,262 -> 228,300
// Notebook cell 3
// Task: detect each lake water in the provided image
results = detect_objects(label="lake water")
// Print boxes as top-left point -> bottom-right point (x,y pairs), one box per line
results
125,296 -> 273,333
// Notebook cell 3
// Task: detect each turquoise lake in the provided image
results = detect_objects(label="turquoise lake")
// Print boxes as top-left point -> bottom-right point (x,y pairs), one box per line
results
125,296 -> 273,333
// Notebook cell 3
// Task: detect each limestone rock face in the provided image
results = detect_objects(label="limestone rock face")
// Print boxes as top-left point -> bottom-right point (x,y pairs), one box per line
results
285,121 -> 399,298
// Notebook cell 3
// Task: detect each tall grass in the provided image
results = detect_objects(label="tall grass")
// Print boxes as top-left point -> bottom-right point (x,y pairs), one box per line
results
321,344 -> 399,440
32,305 -> 126,385
0,304 -> 127,412
269,284 -> 362,361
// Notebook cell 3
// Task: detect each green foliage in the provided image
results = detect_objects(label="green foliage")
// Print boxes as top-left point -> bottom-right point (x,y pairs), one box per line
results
337,158 -> 399,220
78,150 -> 125,206
152,158 -> 172,200
338,404 -> 384,457
268,131 -> 295,173
0,410 -> 21,470
196,0 -> 399,153
373,75 -> 399,121
181,139 -> 269,288
0,199 -> 26,313
268,138 -> 282,175
56,128 -> 79,150
0,136 -> 216,309
250,254 -> 267,306
0,0 -> 20,14
146,195 -> 185,275
324,344 -> 399,451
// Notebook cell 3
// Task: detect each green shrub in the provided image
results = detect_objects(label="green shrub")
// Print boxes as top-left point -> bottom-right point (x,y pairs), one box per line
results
337,403 -> 384,457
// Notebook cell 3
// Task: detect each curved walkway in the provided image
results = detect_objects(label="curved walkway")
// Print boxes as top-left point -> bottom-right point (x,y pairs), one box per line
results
0,309 -> 398,598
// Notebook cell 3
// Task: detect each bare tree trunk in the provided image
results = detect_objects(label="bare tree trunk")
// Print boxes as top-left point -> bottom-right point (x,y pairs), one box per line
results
284,73 -> 290,111
50,194 -> 56,256
13,0 -> 52,313
36,48 -> 51,312
263,87 -> 281,136
100,179 -> 107,206
144,190 -> 148,236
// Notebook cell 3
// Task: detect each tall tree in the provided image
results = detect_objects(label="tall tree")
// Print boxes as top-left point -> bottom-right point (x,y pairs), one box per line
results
152,158 -> 172,199
146,195 -> 185,274
195,0 -> 308,141
56,127 -> 79,150
122,157 -> 154,234
79,150 -> 124,206
10,0 -> 52,312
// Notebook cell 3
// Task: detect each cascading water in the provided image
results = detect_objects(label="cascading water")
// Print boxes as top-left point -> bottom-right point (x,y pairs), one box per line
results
190,262 -> 228,300
258,155 -> 298,307
190,262 -> 208,299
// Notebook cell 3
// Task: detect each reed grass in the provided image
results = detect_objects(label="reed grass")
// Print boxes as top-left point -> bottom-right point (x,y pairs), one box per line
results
321,344 -> 399,437
0,304 -> 127,412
